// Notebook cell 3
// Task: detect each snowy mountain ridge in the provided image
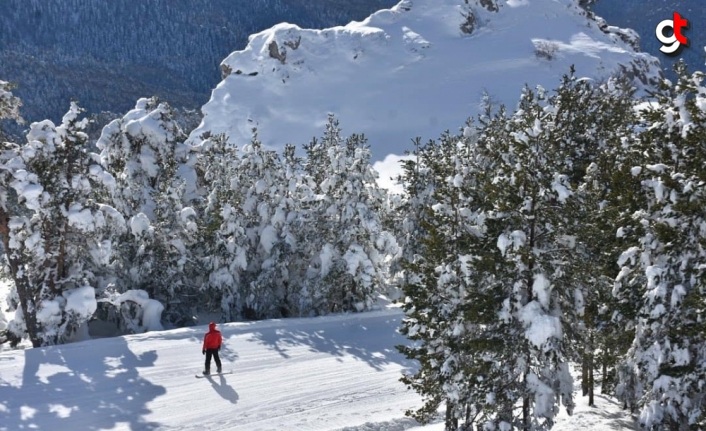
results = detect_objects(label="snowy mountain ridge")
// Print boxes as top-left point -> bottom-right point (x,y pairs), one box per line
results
189,0 -> 662,165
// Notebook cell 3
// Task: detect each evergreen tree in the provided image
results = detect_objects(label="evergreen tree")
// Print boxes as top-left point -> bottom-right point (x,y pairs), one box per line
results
197,133 -> 249,320
303,116 -> 397,314
96,97 -> 198,326
0,79 -> 23,345
400,79 -> 601,430
549,72 -> 640,405
260,143 -> 308,317
614,62 -> 706,430
235,132 -> 296,319
471,86 -> 580,430
0,80 -> 22,131
398,124 -> 495,429
0,103 -> 122,346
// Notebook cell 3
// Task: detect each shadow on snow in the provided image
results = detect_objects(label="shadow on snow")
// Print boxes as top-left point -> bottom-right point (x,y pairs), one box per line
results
201,373 -> 239,404
591,394 -> 638,430
245,310 -> 416,373
0,336 -> 166,431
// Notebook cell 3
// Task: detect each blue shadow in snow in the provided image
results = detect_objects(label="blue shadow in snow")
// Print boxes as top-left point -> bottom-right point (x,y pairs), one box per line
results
0,337 -> 166,430
246,311 -> 417,373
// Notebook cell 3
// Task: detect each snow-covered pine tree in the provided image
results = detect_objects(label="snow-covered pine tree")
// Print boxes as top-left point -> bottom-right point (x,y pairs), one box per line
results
266,143 -> 309,316
196,133 -> 249,320
0,80 -> 24,346
377,162 -> 409,301
302,116 -> 397,314
400,81 -> 588,430
96,97 -> 199,326
614,62 -> 706,430
0,103 -> 123,346
234,132 -> 299,319
549,71 -> 640,405
398,123 -> 495,430
0,80 -> 22,127
469,85 -> 580,430
397,132 -> 451,426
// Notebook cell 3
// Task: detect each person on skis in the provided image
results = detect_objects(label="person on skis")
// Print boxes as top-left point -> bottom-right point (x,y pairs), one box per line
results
202,322 -> 222,375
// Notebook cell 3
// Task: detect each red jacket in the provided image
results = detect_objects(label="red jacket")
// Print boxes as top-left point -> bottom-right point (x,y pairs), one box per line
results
203,322 -> 222,350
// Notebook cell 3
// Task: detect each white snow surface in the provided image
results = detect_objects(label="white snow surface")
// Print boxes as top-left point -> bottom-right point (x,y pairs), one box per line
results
189,0 -> 660,170
0,305 -> 636,431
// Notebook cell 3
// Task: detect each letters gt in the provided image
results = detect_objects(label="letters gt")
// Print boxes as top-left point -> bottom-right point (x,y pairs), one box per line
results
656,12 -> 689,55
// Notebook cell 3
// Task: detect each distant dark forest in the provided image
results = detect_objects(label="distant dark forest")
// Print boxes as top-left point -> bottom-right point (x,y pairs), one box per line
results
0,0 -> 397,124
590,0 -> 705,80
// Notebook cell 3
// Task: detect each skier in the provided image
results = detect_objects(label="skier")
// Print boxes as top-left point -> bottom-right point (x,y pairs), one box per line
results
202,322 -> 222,375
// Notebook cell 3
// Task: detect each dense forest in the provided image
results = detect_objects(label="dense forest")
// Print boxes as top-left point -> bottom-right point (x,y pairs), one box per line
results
0,0 -> 397,125
396,65 -> 706,430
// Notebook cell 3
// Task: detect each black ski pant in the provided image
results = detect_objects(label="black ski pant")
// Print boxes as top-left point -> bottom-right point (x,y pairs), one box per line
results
204,349 -> 222,372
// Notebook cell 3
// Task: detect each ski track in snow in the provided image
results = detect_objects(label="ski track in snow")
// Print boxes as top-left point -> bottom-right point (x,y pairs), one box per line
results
0,307 -> 636,431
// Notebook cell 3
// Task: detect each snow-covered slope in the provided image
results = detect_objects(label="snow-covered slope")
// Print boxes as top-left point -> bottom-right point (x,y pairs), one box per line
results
0,307 -> 636,431
189,0 -> 661,163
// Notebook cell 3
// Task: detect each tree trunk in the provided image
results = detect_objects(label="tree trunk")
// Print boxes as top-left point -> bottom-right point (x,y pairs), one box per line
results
587,331 -> 594,406
523,202 -> 536,431
445,401 -> 458,431
588,360 -> 594,406
582,352 -> 589,396
581,332 -> 596,405
0,208 -> 41,347
601,349 -> 609,394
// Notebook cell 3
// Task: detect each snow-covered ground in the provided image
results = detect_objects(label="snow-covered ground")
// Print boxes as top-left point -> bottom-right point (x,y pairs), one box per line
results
0,304 -> 636,431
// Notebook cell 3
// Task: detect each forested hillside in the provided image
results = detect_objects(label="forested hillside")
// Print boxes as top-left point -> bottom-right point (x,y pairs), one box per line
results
0,0 -> 396,124
590,0 -> 704,80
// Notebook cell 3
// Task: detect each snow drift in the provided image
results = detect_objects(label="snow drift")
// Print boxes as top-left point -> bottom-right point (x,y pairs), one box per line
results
189,0 -> 661,162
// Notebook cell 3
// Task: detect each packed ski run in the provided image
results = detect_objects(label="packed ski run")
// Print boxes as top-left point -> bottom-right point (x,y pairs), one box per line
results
0,307 -> 636,430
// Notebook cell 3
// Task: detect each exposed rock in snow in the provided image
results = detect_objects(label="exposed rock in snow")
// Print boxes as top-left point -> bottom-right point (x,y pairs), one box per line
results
189,0 -> 662,164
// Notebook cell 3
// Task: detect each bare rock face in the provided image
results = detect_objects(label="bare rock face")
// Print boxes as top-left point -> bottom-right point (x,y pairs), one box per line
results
268,41 -> 287,64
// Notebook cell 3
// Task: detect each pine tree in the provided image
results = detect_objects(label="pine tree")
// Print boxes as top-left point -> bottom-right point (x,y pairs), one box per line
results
259,143 -> 308,317
235,132 -> 295,319
472,86 -> 580,430
0,79 -> 23,345
0,80 -> 22,129
1,103 -> 123,346
549,72 -> 640,406
303,116 -> 397,314
398,124 -> 497,429
96,97 -> 198,326
399,78 -> 602,430
614,62 -> 706,430
196,133 -> 248,320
